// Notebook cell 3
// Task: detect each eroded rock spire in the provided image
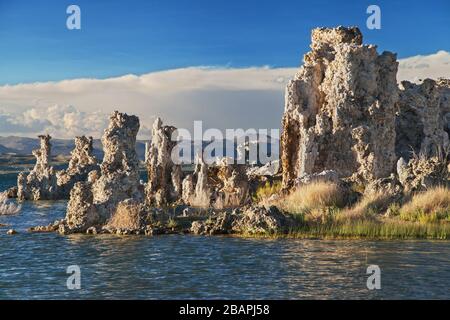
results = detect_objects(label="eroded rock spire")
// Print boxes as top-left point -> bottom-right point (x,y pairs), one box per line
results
281,26 -> 399,189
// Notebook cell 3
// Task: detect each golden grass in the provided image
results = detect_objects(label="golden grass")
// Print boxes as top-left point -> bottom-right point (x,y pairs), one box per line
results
246,182 -> 450,240
399,186 -> 450,223
253,181 -> 282,205
276,181 -> 346,215
336,192 -> 391,223
285,219 -> 450,240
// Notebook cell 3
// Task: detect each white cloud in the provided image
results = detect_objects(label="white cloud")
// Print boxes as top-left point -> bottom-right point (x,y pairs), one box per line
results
397,50 -> 450,83
0,51 -> 448,139
0,105 -> 109,138
0,67 -> 294,139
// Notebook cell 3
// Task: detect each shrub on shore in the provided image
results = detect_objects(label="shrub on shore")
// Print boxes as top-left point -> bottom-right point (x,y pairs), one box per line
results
399,186 -> 450,223
336,192 -> 392,223
274,181 -> 346,222
253,181 -> 282,204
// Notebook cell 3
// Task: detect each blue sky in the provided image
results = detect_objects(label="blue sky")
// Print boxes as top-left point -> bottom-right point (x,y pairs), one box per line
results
0,0 -> 449,85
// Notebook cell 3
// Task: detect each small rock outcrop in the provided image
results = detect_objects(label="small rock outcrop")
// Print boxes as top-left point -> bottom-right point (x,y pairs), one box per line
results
17,134 -> 58,200
0,191 -> 21,215
62,111 -> 142,233
281,26 -> 398,189
246,160 -> 280,177
397,155 -> 449,192
190,206 -> 294,236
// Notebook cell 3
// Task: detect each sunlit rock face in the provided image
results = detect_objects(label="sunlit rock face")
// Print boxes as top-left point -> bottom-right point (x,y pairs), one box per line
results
281,26 -> 399,189
396,79 -> 450,161
17,134 -> 57,200
145,118 -> 182,206
63,111 -> 142,232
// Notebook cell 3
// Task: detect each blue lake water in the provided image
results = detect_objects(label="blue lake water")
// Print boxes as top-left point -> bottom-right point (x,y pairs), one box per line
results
1,173 -> 450,299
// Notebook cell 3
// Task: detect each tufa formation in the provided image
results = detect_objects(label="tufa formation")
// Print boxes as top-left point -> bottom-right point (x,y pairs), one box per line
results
281,26 -> 450,192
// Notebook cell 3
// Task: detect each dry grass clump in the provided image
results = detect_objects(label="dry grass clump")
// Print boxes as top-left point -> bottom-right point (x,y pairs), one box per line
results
399,186 -> 450,223
0,191 -> 21,215
336,192 -> 392,223
253,181 -> 282,204
106,201 -> 144,230
276,181 -> 346,216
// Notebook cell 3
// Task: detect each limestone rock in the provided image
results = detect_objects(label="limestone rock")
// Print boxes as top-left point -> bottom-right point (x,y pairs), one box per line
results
232,206 -> 295,235
62,111 -> 142,233
246,160 -> 281,177
0,191 -> 21,215
396,79 -> 450,160
6,187 -> 18,199
65,181 -> 99,231
17,135 -> 58,200
281,26 -> 398,189
181,157 -> 250,208
28,219 -> 64,233
295,170 -> 340,186
17,135 -> 99,201
145,118 -> 182,206
212,158 -> 249,208
190,212 -> 236,235
190,206 -> 295,236
182,156 -> 211,207
92,111 -> 142,211
181,174 -> 195,205
56,136 -> 99,197
396,155 -> 448,192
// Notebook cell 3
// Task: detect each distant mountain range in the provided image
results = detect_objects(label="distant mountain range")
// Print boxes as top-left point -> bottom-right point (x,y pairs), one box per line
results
0,136 -> 147,160
0,136 -> 280,163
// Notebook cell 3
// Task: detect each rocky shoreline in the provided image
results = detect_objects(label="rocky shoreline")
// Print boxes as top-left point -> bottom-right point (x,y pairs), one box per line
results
4,26 -> 450,238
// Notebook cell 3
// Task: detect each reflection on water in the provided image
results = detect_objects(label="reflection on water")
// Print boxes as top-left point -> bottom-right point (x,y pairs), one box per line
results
1,174 -> 450,299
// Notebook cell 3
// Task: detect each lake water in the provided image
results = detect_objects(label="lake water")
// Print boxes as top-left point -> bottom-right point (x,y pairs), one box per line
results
1,173 -> 450,299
